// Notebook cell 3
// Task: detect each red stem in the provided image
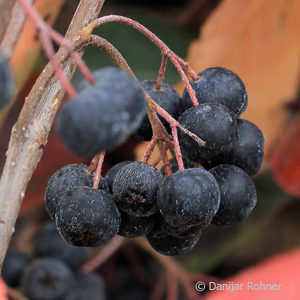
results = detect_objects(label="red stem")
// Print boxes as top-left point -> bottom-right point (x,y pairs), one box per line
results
158,141 -> 172,177
142,138 -> 157,163
156,54 -> 168,90
93,151 -> 105,188
88,15 -> 199,105
171,125 -> 184,171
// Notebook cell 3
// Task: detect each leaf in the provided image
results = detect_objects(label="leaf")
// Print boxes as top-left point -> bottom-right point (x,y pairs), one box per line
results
203,246 -> 300,300
0,277 -> 8,300
271,115 -> 300,197
178,0 -> 300,158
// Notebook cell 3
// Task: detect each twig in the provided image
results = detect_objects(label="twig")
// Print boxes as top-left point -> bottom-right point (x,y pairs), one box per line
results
150,272 -> 166,300
143,138 -> 157,163
0,0 -> 105,266
81,236 -> 124,272
156,53 -> 168,90
93,151 -> 105,188
0,0 -> 16,42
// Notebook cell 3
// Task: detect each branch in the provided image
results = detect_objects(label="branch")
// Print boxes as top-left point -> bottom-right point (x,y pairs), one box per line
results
0,0 -> 16,42
0,0 -> 106,267
0,0 -> 33,59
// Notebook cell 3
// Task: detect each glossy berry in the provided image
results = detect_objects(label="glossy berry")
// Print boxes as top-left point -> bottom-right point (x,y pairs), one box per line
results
56,187 -> 120,247
105,161 -> 131,192
178,103 -> 238,166
181,67 -> 247,116
158,168 -> 220,229
64,272 -> 106,300
229,119 -> 265,176
210,165 -> 257,225
2,248 -> 30,287
45,164 -> 108,220
160,157 -> 195,177
34,222 -> 89,269
112,162 -> 163,217
56,67 -> 146,158
21,258 -> 74,300
146,223 -> 201,256
118,211 -> 156,238
135,80 -> 182,140
0,51 -> 15,110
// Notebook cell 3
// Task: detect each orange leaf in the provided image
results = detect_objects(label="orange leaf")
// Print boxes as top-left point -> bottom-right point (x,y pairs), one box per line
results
203,246 -> 300,300
178,0 -> 300,158
270,115 -> 300,197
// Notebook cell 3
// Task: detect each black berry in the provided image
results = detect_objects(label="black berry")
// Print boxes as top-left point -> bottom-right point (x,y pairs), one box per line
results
146,223 -> 201,256
229,119 -> 265,176
45,164 -> 108,220
181,67 -> 247,116
2,248 -> 30,287
34,221 -> 89,269
157,168 -> 220,229
118,212 -> 156,238
0,51 -> 15,110
56,67 -> 146,158
178,104 -> 238,166
105,161 -> 131,192
55,187 -> 120,247
64,272 -> 106,300
112,162 -> 163,217
135,80 -> 182,140
21,258 -> 74,300
210,165 -> 257,225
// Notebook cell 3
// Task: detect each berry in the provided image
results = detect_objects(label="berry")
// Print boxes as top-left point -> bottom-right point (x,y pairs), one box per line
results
21,258 -> 74,300
209,165 -> 257,225
160,157 -> 195,177
34,222 -> 89,269
56,67 -> 146,158
181,67 -> 247,116
118,212 -> 156,238
135,80 -> 182,140
2,248 -> 30,287
64,272 -> 106,300
157,168 -> 220,229
146,222 -> 201,256
228,119 -> 265,176
0,51 -> 15,110
45,164 -> 108,220
55,187 -> 120,247
178,104 -> 238,166
112,162 -> 163,217
105,161 -> 131,192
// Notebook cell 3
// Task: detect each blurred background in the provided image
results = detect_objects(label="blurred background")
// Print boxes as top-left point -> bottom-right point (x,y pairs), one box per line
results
0,0 -> 300,299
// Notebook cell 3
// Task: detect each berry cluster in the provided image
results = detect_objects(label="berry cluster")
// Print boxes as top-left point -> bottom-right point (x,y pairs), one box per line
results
0,51 -> 15,110
2,222 -> 106,300
46,66 -> 264,256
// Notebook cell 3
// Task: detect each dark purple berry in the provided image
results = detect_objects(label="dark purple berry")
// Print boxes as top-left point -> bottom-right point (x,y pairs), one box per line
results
112,162 -> 163,217
118,212 -> 156,238
0,51 -> 15,110
178,104 -> 238,166
210,165 -> 257,225
2,248 -> 30,287
45,164 -> 108,220
135,80 -> 182,140
146,222 -> 201,256
56,67 -> 146,158
64,272 -> 106,300
55,187 -> 120,247
181,67 -> 247,116
157,168 -> 220,229
105,161 -> 131,192
21,258 -> 74,300
229,119 -> 265,176
34,222 -> 89,269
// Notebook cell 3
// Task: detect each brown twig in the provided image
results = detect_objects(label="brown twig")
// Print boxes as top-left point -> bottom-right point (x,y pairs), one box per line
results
81,236 -> 124,273
93,151 -> 105,188
0,0 -> 16,42
156,53 -> 168,90
0,0 -> 105,266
